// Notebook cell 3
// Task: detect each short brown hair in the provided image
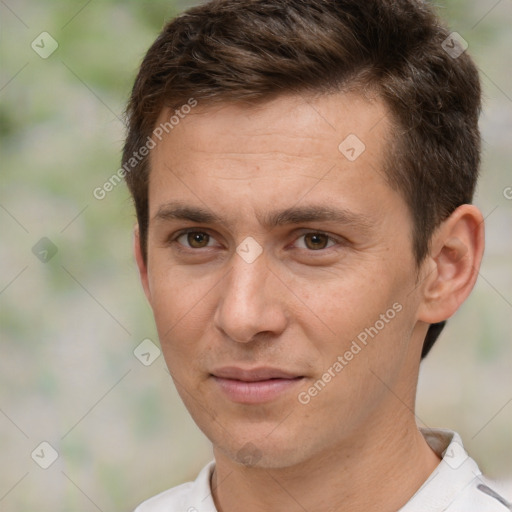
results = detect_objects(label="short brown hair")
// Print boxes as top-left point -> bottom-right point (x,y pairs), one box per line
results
123,0 -> 482,358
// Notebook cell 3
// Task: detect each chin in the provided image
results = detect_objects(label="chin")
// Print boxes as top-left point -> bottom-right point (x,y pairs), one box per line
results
221,444 -> 306,469
209,426 -> 314,470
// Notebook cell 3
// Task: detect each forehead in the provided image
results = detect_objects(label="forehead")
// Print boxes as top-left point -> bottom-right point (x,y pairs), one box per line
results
147,92 -> 399,224
153,91 -> 390,161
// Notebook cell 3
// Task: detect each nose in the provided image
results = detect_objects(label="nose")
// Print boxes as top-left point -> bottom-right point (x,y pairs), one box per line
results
213,251 -> 288,344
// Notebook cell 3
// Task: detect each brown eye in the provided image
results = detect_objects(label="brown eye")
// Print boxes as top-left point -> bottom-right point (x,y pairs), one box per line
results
186,231 -> 210,248
303,233 -> 330,250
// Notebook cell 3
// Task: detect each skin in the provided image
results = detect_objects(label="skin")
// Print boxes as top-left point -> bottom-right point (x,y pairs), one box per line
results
134,92 -> 484,512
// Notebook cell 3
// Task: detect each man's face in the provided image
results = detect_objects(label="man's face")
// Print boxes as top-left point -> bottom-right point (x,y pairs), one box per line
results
138,92 -> 429,468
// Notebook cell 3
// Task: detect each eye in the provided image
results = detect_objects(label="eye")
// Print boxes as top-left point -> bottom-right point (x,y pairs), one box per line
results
294,232 -> 337,251
175,230 -> 218,249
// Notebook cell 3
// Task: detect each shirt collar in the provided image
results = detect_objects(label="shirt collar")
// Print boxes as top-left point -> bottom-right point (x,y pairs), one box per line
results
398,428 -> 482,511
189,429 -> 483,512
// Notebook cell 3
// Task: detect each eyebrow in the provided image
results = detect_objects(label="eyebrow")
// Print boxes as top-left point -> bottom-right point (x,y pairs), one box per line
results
153,201 -> 373,232
154,203 -> 219,224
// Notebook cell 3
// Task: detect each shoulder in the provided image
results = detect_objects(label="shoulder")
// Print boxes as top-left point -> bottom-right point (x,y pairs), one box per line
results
133,461 -> 216,512
446,477 -> 512,511
402,429 -> 511,512
134,481 -> 195,512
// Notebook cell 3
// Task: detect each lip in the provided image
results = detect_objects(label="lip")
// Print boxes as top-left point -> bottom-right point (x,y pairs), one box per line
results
211,367 -> 304,404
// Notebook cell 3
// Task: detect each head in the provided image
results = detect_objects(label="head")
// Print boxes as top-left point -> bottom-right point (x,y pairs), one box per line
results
124,0 -> 482,359
123,0 -> 484,468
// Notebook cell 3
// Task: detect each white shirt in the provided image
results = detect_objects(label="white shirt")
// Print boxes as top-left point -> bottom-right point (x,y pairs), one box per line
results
134,429 -> 511,512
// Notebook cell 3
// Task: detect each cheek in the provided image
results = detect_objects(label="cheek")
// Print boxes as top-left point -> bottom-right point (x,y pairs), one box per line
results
152,295 -> 209,355
295,260 -> 415,380
148,260 -> 214,325
296,302 -> 412,427
148,267 -> 219,369
296,266 -> 396,336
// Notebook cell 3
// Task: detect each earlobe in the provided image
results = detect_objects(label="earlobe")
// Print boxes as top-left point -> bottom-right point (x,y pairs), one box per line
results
418,205 -> 484,324
133,225 -> 152,304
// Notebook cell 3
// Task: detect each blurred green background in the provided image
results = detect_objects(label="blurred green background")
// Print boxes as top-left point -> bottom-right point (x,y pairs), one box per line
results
1,0 -> 511,510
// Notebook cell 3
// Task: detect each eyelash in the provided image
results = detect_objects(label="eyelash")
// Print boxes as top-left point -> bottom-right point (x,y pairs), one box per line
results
169,229 -> 342,252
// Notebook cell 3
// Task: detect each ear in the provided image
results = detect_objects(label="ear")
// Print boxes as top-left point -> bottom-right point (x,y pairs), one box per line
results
417,204 -> 485,324
134,224 -> 152,304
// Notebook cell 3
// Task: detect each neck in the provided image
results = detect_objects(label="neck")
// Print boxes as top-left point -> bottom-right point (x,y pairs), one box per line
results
211,414 -> 441,512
